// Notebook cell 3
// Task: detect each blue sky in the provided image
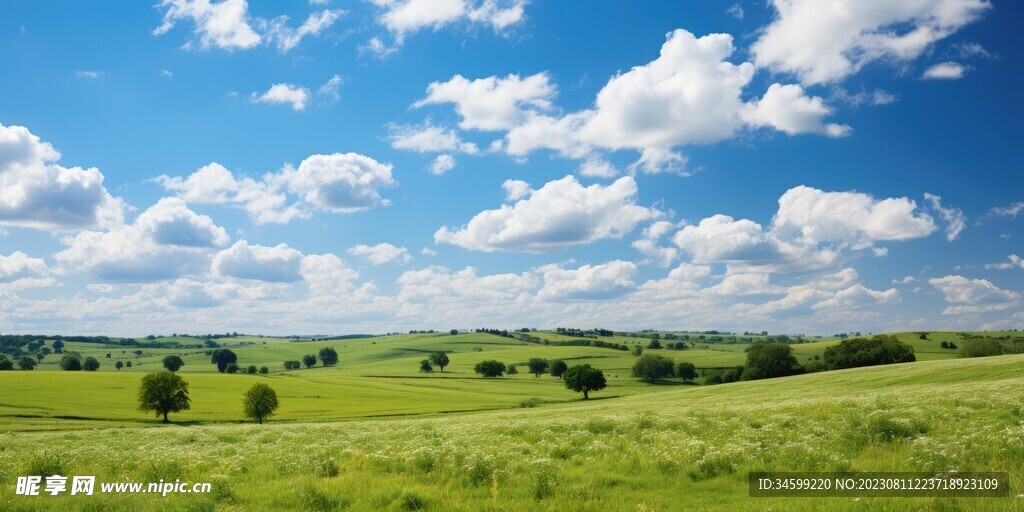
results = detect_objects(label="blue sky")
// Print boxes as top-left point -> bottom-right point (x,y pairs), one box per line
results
0,0 -> 1021,336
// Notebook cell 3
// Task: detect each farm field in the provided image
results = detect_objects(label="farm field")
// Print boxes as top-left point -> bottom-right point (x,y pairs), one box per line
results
1,353 -> 1022,511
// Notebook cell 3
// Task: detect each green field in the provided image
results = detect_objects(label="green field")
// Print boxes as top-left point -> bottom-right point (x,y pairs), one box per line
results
1,330 -> 1021,510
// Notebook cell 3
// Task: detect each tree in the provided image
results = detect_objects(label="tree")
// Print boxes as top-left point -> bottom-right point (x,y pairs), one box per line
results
940,341 -> 949,348
959,338 -> 1003,358
742,343 -> 799,381
0,356 -> 13,371
474,360 -> 506,378
631,345 -> 643,357
52,340 -> 64,353
550,359 -> 568,378
563,365 -> 607,400
138,371 -> 191,422
450,329 -> 459,335
527,358 -> 549,377
60,355 -> 82,371
126,361 -> 133,368
631,354 -> 674,382
419,359 -> 434,373
17,356 -> 37,370
823,335 -> 916,370
225,363 -> 240,374
242,383 -> 279,424
647,339 -> 662,349
675,361 -> 698,382
115,361 -> 124,370
318,347 -> 339,367
259,366 -> 269,374
162,355 -> 185,372
507,364 -> 519,375
283,360 -> 301,370
210,349 -> 237,373
302,354 -> 317,368
429,352 -> 450,372
247,365 -> 258,374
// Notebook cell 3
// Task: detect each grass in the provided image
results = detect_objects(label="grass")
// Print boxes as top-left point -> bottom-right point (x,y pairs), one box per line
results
1,354 -> 1022,510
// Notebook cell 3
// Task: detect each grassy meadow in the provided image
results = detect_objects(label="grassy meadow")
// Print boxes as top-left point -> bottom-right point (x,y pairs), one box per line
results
1,330 -> 1021,510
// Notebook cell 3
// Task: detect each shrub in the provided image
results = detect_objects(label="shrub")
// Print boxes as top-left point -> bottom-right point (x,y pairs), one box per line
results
549,359 -> 568,378
474,360 -> 505,378
318,347 -> 339,367
125,361 -> 133,368
83,356 -> 100,371
302,354 -> 317,368
741,343 -> 799,380
242,383 -> 279,424
162,355 -> 184,372
115,361 -> 124,370
259,366 -> 269,374
247,365 -> 258,374
822,335 -> 916,370
647,339 -> 662,349
138,371 -> 191,422
419,359 -> 433,373
631,346 -> 643,357
507,364 -> 519,374
940,341 -> 949,348
959,338 -> 1003,358
60,354 -> 82,371
563,364 -> 606,399
675,361 -> 697,381
225,363 -> 240,374
631,354 -> 674,382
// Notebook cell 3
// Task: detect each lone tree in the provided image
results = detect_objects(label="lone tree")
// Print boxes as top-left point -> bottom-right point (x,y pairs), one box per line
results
675,361 -> 698,382
83,357 -> 100,371
474,360 -> 506,378
563,364 -> 607,400
138,371 -> 191,423
631,354 -> 674,382
210,349 -> 237,373
302,354 -> 317,368
527,358 -> 549,377
419,359 -> 434,373
318,347 -> 339,367
60,354 -> 82,371
449,329 -> 459,335
429,352 -> 450,372
162,355 -> 185,372
550,359 -> 568,378
242,383 -> 279,424
742,343 -> 799,380
115,361 -> 124,370
17,356 -> 37,370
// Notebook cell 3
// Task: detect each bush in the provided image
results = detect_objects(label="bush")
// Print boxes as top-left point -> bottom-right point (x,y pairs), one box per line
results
822,335 -> 916,370
83,356 -> 100,371
507,364 -> 518,375
162,355 -> 184,372
115,361 -> 124,370
59,354 -> 82,371
242,383 -> 279,424
940,341 -> 949,348
225,363 -> 240,374
675,361 -> 697,381
259,366 -> 269,374
302,354 -> 317,368
247,365 -> 258,374
283,360 -> 301,370
631,354 -> 674,382
474,360 -> 506,378
647,339 -> 662,349
318,347 -> 339,367
959,338 -> 1003,358
741,343 -> 799,380
419,359 -> 433,373
550,359 -> 568,378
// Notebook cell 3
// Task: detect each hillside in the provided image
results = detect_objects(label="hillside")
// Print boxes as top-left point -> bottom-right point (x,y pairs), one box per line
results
1,354 -> 1022,510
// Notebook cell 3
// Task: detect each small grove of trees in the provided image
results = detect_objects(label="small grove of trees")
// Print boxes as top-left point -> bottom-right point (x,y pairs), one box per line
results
138,371 -> 191,423
162,355 -> 185,372
318,347 -> 339,367
959,338 -> 1004,358
474,360 -> 506,378
741,343 -> 799,381
242,383 -> 279,424
563,364 -> 606,400
429,352 -> 450,372
550,360 -> 568,378
17,356 -> 37,370
302,354 -> 317,368
822,335 -> 916,370
210,349 -> 237,373
527,358 -> 549,377
283,360 -> 301,370
631,354 -> 674,382
0,355 -> 13,371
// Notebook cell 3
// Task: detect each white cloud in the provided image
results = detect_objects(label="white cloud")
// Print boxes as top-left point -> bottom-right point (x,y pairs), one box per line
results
929,275 -> 1019,314
415,73 -> 555,131
987,202 -> 1023,219
358,36 -> 398,59
924,193 -> 965,241
347,243 -> 412,265
726,3 -> 744,19
56,198 -> 228,281
741,83 -> 852,137
387,122 -> 478,154
430,155 -> 456,175
0,123 -> 124,232
420,247 -> 437,256
213,241 -> 304,282
536,260 -> 638,300
373,0 -> 526,42
578,157 -> 619,178
751,0 -> 991,84
299,253 -> 358,295
318,74 -> 343,104
251,83 -> 312,111
435,175 -> 659,252
893,276 -> 917,284
922,61 -> 969,80
154,0 -> 263,50
396,265 -> 536,304
706,273 -> 782,296
277,153 -> 396,213
266,9 -> 345,53
985,255 -> 1024,270
632,220 -> 679,267
75,71 -> 104,79
501,179 -> 531,201
0,251 -> 50,283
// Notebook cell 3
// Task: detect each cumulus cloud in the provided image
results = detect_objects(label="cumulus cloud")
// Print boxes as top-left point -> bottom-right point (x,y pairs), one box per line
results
157,153 -> 395,223
632,220 -> 679,267
56,198 -> 228,281
751,0 -> 991,84
928,275 -> 1019,314
922,61 -> 969,80
435,175 -> 659,252
396,265 -> 536,304
213,241 -> 304,282
387,122 -> 478,154
0,252 -> 50,283
347,243 -> 412,265
924,193 -> 965,241
373,0 -> 526,42
501,179 -> 531,201
154,0 -> 341,52
741,83 -> 852,137
414,73 -> 555,131
300,253 -> 359,295
251,83 -> 312,111
536,260 -> 638,300
0,123 -> 124,231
